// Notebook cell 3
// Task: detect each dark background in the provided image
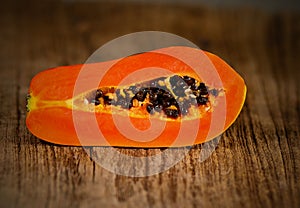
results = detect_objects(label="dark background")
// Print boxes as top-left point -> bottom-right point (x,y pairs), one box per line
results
0,0 -> 299,207
96,0 -> 300,11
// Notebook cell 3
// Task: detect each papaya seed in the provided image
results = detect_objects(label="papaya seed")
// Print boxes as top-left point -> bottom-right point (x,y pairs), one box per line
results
90,75 -> 215,119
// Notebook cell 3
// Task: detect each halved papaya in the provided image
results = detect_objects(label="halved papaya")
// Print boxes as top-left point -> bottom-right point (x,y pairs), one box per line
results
26,46 -> 246,147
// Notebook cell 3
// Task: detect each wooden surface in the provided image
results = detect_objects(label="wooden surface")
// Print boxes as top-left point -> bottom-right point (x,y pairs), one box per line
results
0,1 -> 299,207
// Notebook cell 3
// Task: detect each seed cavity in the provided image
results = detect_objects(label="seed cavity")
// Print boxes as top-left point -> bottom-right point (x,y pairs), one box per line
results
83,75 -> 222,119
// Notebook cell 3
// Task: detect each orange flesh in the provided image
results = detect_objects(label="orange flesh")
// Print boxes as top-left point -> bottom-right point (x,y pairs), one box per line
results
26,46 -> 246,147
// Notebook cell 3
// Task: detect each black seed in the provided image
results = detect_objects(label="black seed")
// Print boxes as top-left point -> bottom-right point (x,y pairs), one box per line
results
198,82 -> 206,90
197,96 -> 208,105
150,79 -> 162,87
192,90 -> 200,97
115,89 -> 122,99
210,89 -> 219,96
177,79 -> 188,90
170,75 -> 181,84
178,101 -> 191,115
183,75 -> 191,81
128,102 -> 133,109
150,81 -> 156,87
190,83 -> 197,90
135,90 -> 146,101
163,91 -> 173,100
177,79 -> 185,87
200,90 -> 208,96
117,99 -> 130,108
129,85 -> 135,90
181,108 -> 189,115
157,98 -> 163,104
173,87 -> 186,97
171,76 -> 188,97
157,88 -> 164,92
150,99 -> 160,106
149,91 -> 158,102
154,104 -> 163,112
155,89 -> 165,97
104,95 -> 112,105
149,87 -> 160,93
164,108 -> 179,119
151,77 -> 165,88
109,87 -> 115,93
169,98 -> 178,106
125,91 -> 133,100
150,87 -> 157,91
189,98 -> 198,106
200,86 -> 208,95
183,76 -> 196,86
146,104 -> 154,114
129,85 -> 138,93
123,89 -> 130,96
106,100 -> 112,105
170,75 -> 184,90
195,82 -> 208,96
144,87 -> 151,94
95,89 -> 103,99
91,99 -> 101,106
162,100 -> 172,108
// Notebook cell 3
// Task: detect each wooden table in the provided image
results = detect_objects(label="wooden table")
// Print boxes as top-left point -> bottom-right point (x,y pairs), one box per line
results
0,1 -> 299,207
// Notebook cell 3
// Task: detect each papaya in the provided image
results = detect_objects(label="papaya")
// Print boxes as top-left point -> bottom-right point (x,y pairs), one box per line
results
26,46 -> 246,147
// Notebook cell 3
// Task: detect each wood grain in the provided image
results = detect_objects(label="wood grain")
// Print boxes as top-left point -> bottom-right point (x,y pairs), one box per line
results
0,1 -> 299,207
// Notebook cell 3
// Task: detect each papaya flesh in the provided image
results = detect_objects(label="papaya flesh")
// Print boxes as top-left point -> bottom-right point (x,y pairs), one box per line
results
26,46 -> 246,147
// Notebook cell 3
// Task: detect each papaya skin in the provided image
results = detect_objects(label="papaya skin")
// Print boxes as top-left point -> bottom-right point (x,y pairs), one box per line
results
26,46 -> 246,147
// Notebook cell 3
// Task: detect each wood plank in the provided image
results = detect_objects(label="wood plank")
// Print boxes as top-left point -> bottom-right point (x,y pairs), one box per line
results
0,1 -> 299,207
